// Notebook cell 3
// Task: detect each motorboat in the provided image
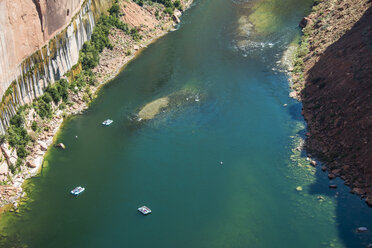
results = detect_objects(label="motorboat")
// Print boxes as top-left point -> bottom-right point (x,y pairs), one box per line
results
70,186 -> 85,196
102,119 -> 113,126
138,206 -> 151,215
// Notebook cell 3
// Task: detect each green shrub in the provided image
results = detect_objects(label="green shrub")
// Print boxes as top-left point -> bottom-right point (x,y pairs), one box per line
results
9,114 -> 24,128
0,135 -> 6,144
16,146 -> 28,159
7,113 -> 31,161
16,158 -> 23,169
42,92 -> 53,104
164,7 -> 174,15
59,103 -> 66,110
35,98 -> 53,119
44,85 -> 61,104
109,0 -> 120,17
31,121 -> 38,131
135,0 -> 144,6
56,79 -> 69,102
130,28 -> 142,41
80,41 -> 100,70
7,127 -> 26,148
174,0 -> 182,10
9,163 -> 16,174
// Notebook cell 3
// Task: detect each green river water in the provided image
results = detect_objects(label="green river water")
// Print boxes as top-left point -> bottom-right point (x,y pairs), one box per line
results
1,0 -> 372,247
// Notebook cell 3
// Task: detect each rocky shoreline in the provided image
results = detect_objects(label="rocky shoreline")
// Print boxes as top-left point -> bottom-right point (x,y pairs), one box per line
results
0,0 -> 194,214
287,0 -> 372,206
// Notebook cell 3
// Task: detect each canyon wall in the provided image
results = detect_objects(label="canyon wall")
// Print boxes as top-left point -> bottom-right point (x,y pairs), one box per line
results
0,0 -> 112,134
297,0 -> 372,204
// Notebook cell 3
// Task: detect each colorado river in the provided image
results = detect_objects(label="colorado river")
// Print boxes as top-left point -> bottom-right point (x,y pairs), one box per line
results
1,0 -> 372,247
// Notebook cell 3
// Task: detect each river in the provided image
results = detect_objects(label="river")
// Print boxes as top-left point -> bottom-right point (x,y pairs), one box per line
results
1,0 -> 372,247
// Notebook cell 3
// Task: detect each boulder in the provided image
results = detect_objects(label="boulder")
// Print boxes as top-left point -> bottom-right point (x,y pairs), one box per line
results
328,173 -> 336,179
329,185 -> 337,189
26,161 -> 36,168
289,91 -> 298,98
133,45 -> 140,51
38,141 -> 48,151
172,14 -> 180,24
321,166 -> 327,171
56,143 -> 66,149
174,9 -> 182,18
351,188 -> 365,195
366,197 -> 372,207
310,160 -> 317,166
296,186 -> 303,191
299,17 -> 313,29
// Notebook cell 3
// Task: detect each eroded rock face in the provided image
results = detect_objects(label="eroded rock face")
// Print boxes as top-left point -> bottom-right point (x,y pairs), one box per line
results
0,0 -> 83,92
301,2 -> 372,199
0,0 -> 113,98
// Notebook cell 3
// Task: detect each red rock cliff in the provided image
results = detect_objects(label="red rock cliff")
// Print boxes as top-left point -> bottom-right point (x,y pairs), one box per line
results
298,0 -> 372,205
0,0 -> 113,97
0,0 -> 85,93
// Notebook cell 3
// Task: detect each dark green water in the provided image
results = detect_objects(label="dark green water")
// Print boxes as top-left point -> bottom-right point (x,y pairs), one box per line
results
1,0 -> 372,247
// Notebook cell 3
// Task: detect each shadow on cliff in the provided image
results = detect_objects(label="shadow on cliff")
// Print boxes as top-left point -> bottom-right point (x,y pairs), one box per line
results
303,6 -> 372,248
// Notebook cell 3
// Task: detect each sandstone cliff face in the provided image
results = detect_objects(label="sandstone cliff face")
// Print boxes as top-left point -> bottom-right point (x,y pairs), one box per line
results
0,0 -> 84,95
0,0 -> 112,134
299,0 -> 372,204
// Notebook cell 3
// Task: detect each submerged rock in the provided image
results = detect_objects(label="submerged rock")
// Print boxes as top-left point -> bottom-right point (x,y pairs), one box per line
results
328,173 -> 336,180
138,97 -> 169,120
136,89 -> 202,121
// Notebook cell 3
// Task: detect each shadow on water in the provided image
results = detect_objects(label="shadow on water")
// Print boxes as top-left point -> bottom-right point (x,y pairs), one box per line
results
303,6 -> 372,248
309,172 -> 372,247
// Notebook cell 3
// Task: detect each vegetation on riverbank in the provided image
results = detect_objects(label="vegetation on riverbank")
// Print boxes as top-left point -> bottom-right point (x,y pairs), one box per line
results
134,0 -> 183,14
290,0 -> 321,94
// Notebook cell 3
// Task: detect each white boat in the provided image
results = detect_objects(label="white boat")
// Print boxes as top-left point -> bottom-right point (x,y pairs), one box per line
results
102,119 -> 113,126
138,206 -> 151,215
70,186 -> 85,196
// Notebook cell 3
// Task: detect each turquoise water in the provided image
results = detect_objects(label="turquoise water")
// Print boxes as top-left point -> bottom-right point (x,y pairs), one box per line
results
1,0 -> 372,247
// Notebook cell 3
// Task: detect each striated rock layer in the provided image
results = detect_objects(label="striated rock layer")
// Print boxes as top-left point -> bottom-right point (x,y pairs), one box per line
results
299,0 -> 372,203
0,0 -> 113,134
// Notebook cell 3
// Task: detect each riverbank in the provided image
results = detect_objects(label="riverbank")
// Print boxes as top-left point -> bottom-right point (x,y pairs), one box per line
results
287,0 -> 372,206
0,0 -> 194,213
